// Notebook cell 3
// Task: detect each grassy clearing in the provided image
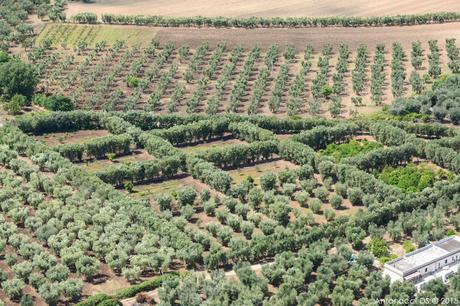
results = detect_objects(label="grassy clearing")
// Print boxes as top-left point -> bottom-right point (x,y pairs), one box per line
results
36,23 -> 159,47
78,150 -> 154,173
129,179 -> 186,199
228,160 -> 296,186
178,139 -> 246,154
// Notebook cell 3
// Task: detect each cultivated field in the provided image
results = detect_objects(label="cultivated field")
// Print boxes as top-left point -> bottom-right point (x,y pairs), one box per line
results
34,30 -> 458,118
4,0 -> 460,304
66,0 -> 460,18
2,111 -> 459,305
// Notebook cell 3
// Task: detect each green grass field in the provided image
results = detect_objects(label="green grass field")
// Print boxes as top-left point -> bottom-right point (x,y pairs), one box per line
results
130,179 -> 186,199
36,23 -> 159,47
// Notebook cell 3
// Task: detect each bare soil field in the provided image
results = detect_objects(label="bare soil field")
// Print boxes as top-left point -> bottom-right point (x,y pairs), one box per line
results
66,0 -> 460,18
154,22 -> 460,49
42,22 -> 460,50
34,129 -> 111,146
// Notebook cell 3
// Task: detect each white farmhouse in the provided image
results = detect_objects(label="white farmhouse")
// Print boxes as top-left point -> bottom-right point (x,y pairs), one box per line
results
383,236 -> 460,290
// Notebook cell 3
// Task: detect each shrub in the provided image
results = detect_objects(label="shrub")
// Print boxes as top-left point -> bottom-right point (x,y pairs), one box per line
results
300,179 -> 316,194
367,237 -> 389,258
294,191 -> 309,207
278,169 -> 297,184
200,189 -> 211,202
123,181 -> 134,193
329,194 -> 342,209
282,183 -> 296,197
203,201 -> 216,216
126,75 -> 140,88
0,60 -> 37,98
2,278 -> 24,301
38,282 -> 61,305
308,198 -> 322,214
248,187 -> 263,209
156,194 -> 172,211
313,187 -> 329,202
403,240 -> 416,254
176,187 -> 197,207
321,85 -> 333,98
260,172 -> 277,190
115,274 -> 178,300
181,205 -> 194,221
450,108 -> 460,125
222,196 -> 237,213
4,94 -> 27,114
347,188 -> 364,205
259,219 -> 278,235
235,203 -> 249,219
41,95 -> 73,111
335,182 -> 348,198
75,293 -> 112,306
241,221 -> 254,239
324,209 -> 336,221
297,165 -> 314,180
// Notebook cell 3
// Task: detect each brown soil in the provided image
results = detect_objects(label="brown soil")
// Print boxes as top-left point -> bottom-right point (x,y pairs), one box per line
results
153,22 -> 460,49
34,130 -> 111,146
66,0 -> 460,18
354,135 -> 377,142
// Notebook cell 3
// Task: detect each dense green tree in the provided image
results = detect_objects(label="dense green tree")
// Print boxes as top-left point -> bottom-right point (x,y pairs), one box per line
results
0,60 -> 37,98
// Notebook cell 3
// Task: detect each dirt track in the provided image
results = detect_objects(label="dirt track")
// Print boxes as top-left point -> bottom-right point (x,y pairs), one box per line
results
67,0 -> 460,18
154,22 -> 460,49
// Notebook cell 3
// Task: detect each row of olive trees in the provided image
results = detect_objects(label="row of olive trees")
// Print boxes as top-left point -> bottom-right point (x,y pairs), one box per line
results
94,12 -> 460,28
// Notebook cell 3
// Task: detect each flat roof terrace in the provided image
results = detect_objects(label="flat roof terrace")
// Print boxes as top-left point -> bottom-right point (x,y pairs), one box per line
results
386,236 -> 460,275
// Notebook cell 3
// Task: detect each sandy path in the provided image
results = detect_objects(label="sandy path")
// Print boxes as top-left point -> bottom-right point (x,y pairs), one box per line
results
66,0 -> 460,18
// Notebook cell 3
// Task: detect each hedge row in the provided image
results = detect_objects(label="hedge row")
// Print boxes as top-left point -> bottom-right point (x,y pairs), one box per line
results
54,133 -> 133,161
344,144 -> 416,172
278,140 -> 316,168
139,132 -> 184,158
292,123 -> 359,150
186,157 -> 232,192
152,118 -> 229,145
94,155 -> 184,185
194,140 -> 279,169
69,12 -> 460,28
228,121 -> 277,143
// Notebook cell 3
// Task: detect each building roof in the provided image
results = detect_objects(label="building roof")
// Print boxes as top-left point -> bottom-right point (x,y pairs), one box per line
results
437,238 -> 460,252
385,236 -> 460,275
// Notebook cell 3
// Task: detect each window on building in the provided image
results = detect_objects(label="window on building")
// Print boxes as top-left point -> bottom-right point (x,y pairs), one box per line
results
446,259 -> 448,263
425,268 -> 428,272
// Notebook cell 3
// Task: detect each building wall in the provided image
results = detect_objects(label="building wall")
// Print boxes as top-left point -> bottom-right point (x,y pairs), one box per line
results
383,267 -> 403,282
413,251 -> 460,278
